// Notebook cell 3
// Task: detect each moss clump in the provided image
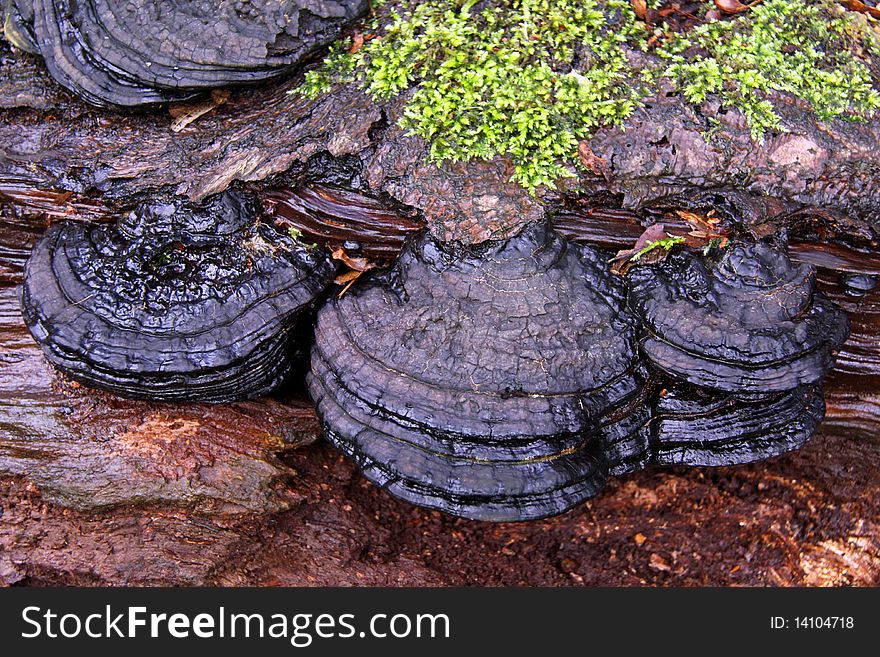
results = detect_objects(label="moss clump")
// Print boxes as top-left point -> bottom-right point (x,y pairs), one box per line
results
300,0 -> 645,191
660,0 -> 880,139
631,234 -> 686,262
299,0 -> 879,192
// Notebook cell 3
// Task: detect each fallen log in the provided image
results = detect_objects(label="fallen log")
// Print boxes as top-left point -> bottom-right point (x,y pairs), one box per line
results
2,203 -> 880,585
2,1 -> 880,586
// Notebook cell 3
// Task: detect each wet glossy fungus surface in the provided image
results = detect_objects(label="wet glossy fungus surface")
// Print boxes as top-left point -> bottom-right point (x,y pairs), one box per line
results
308,223 -> 651,521
21,191 -> 335,402
4,0 -> 369,107
310,228 -> 850,520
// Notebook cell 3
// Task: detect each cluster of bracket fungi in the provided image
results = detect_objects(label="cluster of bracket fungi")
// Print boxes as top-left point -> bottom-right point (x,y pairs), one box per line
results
21,186 -> 849,521
3,0 -> 368,107
22,192 -> 335,403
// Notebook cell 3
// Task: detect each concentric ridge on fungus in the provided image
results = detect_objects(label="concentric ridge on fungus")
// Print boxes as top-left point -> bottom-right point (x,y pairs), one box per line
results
628,241 -> 849,466
627,241 -> 849,392
21,191 -> 336,402
3,0 -> 369,107
652,383 -> 826,467
308,222 -> 651,522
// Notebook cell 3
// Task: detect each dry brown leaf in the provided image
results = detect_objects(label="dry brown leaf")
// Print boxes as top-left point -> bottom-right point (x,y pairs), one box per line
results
631,0 -> 648,21
672,209 -> 730,251
682,234 -> 729,251
715,0 -> 764,14
332,247 -> 376,297
349,32 -> 365,54
675,208 -> 718,228
334,270 -> 363,298
610,224 -> 675,275
842,0 -> 880,19
334,270 -> 363,299
577,141 -> 612,182
614,224 -> 668,257
169,89 -> 231,132
334,270 -> 362,285
331,247 -> 374,272
646,32 -> 663,49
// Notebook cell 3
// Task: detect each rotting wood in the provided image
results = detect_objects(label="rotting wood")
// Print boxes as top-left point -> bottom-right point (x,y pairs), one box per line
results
2,9 -> 880,585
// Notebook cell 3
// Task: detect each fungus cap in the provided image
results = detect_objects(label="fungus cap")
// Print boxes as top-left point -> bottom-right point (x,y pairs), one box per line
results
22,191 -> 336,402
627,242 -> 849,393
308,222 -> 649,521
6,0 -> 369,107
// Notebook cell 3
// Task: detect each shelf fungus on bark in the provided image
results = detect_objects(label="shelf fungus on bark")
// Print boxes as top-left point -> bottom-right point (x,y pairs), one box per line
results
307,222 -> 651,522
652,383 -> 826,467
627,241 -> 849,465
21,191 -> 335,402
3,0 -> 368,108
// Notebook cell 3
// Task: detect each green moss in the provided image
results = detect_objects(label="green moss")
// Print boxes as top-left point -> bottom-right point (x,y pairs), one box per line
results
298,40 -> 361,98
631,235 -> 686,262
299,0 -> 646,192
659,0 -> 880,139
286,226 -> 317,250
297,0 -> 879,192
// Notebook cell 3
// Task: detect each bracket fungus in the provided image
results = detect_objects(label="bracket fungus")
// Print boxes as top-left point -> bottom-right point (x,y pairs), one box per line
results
307,223 -> 651,522
627,241 -> 849,465
21,191 -> 335,402
3,0 -> 369,107
627,242 -> 849,393
652,383 -> 826,467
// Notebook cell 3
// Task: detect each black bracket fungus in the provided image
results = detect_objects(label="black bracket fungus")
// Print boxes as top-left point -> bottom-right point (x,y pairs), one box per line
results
3,0 -> 369,108
652,383 -> 826,467
308,213 -> 852,520
21,191 -> 336,402
307,222 -> 651,522
627,241 -> 849,393
627,241 -> 849,466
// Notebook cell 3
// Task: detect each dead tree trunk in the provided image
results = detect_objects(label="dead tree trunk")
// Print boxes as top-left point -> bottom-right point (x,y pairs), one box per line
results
2,19 -> 880,586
